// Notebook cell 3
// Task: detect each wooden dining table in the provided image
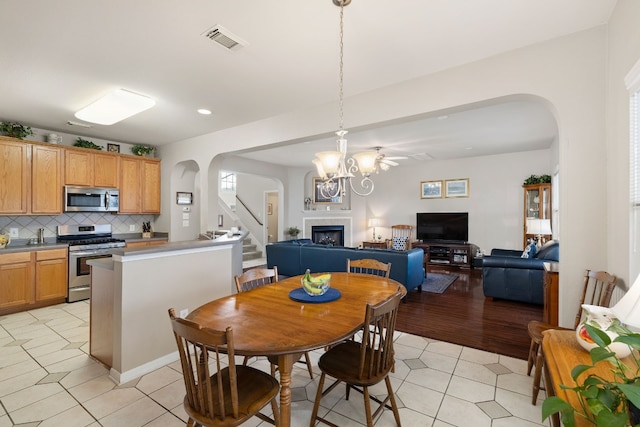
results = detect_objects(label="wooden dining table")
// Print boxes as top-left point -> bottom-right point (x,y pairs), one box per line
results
187,272 -> 406,427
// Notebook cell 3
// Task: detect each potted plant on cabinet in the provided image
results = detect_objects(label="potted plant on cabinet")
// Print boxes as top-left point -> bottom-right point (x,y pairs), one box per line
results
130,144 -> 155,157
542,323 -> 640,427
0,122 -> 33,139
74,137 -> 102,150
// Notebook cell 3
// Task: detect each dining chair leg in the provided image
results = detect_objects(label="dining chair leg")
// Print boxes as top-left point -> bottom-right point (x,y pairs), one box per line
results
527,339 -> 537,376
309,372 -> 327,427
363,386 -> 374,427
385,376 -> 402,426
304,352 -> 314,379
532,347 -> 544,405
270,397 -> 281,427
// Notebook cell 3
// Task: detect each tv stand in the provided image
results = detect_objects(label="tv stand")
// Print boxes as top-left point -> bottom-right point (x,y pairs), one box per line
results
412,241 -> 480,269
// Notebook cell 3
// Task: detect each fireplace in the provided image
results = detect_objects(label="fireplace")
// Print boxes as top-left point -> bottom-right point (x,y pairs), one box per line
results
312,225 -> 344,246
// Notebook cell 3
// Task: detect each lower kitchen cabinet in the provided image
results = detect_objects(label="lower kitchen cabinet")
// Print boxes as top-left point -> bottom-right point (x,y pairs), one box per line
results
35,249 -> 68,302
0,252 -> 33,310
126,239 -> 168,248
0,248 -> 68,315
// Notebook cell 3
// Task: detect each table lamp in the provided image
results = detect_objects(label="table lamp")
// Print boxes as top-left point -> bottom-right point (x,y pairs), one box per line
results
368,218 -> 380,241
526,218 -> 552,246
611,273 -> 640,329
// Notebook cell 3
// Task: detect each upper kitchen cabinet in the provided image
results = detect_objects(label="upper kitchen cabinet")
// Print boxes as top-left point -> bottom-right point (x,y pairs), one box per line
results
31,145 -> 62,214
119,156 -> 161,214
0,138 -> 29,214
0,138 -> 62,215
65,148 -> 119,188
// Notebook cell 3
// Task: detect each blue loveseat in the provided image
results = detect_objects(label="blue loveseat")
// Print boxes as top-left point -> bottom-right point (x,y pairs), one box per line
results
265,239 -> 425,293
481,240 -> 559,304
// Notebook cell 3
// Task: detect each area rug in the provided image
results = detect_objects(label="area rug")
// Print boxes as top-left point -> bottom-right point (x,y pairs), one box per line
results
423,272 -> 458,294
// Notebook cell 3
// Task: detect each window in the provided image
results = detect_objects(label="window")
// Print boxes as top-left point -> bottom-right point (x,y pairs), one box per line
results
220,171 -> 236,191
626,58 -> 640,280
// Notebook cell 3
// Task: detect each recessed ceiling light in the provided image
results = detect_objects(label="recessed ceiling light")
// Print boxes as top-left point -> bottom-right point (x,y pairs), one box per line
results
75,89 -> 155,125
465,147 -> 473,150
197,109 -> 212,115
437,115 -> 449,121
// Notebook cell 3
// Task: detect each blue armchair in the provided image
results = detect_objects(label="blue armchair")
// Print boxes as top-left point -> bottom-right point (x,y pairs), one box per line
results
482,241 -> 559,304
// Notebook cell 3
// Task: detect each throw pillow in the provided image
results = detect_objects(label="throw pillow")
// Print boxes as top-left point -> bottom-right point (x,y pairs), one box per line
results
521,242 -> 537,258
392,236 -> 408,250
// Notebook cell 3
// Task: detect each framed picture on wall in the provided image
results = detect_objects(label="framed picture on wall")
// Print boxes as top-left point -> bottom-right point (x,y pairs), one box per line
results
445,178 -> 469,198
420,180 -> 443,199
267,203 -> 273,215
176,191 -> 193,205
107,143 -> 120,153
313,178 -> 342,204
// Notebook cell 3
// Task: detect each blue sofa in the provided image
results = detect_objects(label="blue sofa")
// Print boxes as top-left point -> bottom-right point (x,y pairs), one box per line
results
481,240 -> 559,304
265,239 -> 425,293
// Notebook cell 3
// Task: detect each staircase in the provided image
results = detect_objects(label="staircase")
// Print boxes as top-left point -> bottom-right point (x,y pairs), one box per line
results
242,236 -> 262,261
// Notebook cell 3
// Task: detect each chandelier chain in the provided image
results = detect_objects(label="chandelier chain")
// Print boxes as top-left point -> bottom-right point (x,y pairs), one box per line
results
338,0 -> 344,132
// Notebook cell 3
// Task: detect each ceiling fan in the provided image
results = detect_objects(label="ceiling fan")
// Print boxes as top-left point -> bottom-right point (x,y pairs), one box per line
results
373,146 -> 407,171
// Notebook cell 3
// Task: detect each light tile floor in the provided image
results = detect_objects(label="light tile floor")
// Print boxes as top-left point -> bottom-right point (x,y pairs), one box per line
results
0,301 -> 550,426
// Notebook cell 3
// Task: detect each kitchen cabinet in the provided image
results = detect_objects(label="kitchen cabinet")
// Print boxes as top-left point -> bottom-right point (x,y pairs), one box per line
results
35,248 -> 68,302
0,252 -> 33,311
31,145 -> 62,214
0,248 -> 68,315
0,138 -> 29,214
119,156 -> 161,214
65,149 -> 119,188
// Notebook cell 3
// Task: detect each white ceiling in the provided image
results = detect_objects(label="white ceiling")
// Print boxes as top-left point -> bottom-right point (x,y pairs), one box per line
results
0,0 -> 616,163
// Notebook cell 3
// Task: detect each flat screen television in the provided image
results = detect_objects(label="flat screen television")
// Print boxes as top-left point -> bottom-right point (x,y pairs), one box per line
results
416,212 -> 468,243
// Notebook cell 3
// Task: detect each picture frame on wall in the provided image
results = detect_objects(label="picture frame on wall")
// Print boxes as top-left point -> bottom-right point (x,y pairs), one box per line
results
313,177 -> 342,204
107,143 -> 120,153
176,191 -> 193,205
445,178 -> 469,198
267,203 -> 273,215
420,180 -> 443,199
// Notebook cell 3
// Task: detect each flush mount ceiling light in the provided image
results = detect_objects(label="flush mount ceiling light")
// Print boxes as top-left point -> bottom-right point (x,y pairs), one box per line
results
312,0 -> 380,198
74,89 -> 155,125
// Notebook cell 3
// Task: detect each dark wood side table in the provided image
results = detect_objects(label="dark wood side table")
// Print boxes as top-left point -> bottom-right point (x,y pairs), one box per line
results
543,262 -> 559,326
362,241 -> 387,249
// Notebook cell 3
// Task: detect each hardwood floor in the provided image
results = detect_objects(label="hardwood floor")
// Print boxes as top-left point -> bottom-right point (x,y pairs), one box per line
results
396,266 -> 543,360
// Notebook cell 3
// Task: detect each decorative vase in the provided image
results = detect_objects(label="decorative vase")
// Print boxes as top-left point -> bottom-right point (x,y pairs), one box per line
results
575,304 -> 632,358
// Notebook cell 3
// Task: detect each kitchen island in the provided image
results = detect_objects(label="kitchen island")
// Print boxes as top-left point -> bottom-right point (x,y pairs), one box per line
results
88,232 -> 246,384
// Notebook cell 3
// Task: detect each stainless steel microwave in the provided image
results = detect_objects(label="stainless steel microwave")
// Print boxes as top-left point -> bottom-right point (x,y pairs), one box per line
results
64,186 -> 119,212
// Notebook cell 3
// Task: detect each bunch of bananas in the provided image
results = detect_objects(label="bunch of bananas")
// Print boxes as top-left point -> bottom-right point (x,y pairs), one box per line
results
301,269 -> 331,296
0,233 -> 9,248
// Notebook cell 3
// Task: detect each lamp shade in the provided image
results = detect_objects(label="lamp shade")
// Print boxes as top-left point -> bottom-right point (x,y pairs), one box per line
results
352,151 -> 378,175
526,218 -> 552,235
314,151 -> 341,175
368,218 -> 380,228
611,273 -> 640,329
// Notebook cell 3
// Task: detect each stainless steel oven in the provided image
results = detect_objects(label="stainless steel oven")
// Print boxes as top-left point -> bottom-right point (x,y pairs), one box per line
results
58,224 -> 125,302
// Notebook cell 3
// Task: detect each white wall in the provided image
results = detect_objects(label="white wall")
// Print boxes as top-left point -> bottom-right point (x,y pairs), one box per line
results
158,25 -> 615,328
606,0 -> 640,288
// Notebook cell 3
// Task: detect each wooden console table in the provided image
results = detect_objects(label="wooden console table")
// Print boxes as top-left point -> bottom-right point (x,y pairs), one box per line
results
543,262 -> 559,326
362,241 -> 387,249
542,329 -> 637,427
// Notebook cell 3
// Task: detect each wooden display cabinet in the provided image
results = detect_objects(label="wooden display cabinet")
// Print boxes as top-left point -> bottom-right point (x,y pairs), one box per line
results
523,183 -> 552,246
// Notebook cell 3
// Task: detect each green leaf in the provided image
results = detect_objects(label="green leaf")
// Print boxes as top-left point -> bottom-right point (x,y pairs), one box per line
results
619,383 -> 640,409
586,323 -> 612,347
572,364 -> 595,380
542,397 -> 572,420
591,346 -> 617,363
594,410 -> 630,427
614,334 -> 640,350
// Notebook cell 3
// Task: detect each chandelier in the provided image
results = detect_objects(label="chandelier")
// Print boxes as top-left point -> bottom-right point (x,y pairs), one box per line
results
312,0 -> 380,198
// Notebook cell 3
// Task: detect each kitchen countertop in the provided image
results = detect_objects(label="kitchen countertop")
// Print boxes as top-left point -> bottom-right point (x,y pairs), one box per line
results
0,232 -> 170,254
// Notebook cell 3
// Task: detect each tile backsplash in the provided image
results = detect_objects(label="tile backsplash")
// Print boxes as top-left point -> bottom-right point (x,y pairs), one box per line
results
0,213 -> 156,240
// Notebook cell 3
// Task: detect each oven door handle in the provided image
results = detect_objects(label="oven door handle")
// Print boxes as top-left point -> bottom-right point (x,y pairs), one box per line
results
69,250 -> 114,257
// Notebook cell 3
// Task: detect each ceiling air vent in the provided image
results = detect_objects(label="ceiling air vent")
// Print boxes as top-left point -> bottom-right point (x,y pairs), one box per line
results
202,25 -> 247,52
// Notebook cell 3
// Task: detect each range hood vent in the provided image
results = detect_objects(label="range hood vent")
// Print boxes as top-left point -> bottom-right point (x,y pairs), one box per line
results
202,25 -> 247,52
